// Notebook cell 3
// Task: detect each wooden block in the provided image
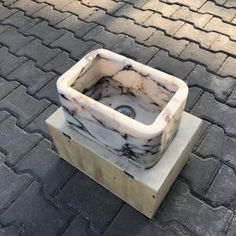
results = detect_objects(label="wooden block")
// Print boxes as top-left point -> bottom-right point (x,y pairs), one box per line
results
46,108 -> 202,218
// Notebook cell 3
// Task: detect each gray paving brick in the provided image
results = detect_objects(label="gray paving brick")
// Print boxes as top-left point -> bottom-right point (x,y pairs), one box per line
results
205,18 -> 236,41
0,116 -> 41,165
192,92 -> 236,136
51,32 -> 98,60
24,21 -> 65,45
0,47 -> 27,77
83,0 -> 123,14
0,25 -> 9,35
0,225 -> 21,236
36,0 -> 73,10
154,180 -> 233,235
0,110 -> 10,123
0,26 -> 33,53
226,216 -> 236,236
81,6 -> 103,21
227,86 -> 236,107
210,35 -> 236,58
199,1 -> 235,22
197,125 -> 236,169
43,52 -> 75,75
171,6 -> 212,28
0,181 -> 73,236
148,50 -> 195,79
212,0 -> 227,4
141,1 -> 179,17
16,39 -> 60,67
8,60 -> 55,94
185,87 -> 203,112
161,0 -> 206,10
104,204 -> 192,236
187,65 -> 235,101
0,86 -> 50,127
56,15 -> 97,38
180,154 -> 220,197
15,139 -> 75,196
63,1 -> 97,19
114,0 -> 149,8
83,25 -> 124,49
0,163 -> 32,210
175,23 -> 218,48
35,77 -> 59,105
225,0 -> 236,7
111,37 -> 157,64
218,56 -> 236,78
33,5 -> 70,25
26,104 -> 58,138
146,31 -> 189,57
0,0 -> 18,6
115,3 -> 153,24
144,13 -> 184,35
206,164 -> 236,207
88,9 -> 155,42
0,4 -> 17,21
0,77 -> 19,100
10,0 -> 46,15
2,11 -> 40,32
55,171 -> 123,235
63,215 -> 90,236
179,43 -> 226,72
232,17 -> 236,26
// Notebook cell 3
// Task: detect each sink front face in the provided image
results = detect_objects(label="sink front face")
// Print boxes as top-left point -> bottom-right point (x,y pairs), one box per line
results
57,49 -> 188,168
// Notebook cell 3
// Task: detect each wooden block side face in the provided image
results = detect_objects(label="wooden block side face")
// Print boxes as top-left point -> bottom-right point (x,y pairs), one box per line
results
48,124 -> 157,218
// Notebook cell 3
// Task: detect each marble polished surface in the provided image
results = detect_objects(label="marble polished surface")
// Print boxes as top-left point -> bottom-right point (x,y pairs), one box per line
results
57,49 -> 188,168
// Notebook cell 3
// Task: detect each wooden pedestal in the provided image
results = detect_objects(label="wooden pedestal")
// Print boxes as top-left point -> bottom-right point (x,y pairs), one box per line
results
46,108 -> 202,218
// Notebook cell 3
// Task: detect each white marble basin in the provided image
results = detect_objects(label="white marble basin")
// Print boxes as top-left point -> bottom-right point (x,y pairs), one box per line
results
57,49 -> 188,168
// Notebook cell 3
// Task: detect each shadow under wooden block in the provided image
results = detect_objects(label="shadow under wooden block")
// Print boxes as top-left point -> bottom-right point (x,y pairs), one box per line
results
46,108 -> 202,218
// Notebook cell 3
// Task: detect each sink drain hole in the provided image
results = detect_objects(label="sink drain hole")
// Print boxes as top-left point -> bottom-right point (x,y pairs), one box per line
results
115,105 -> 136,119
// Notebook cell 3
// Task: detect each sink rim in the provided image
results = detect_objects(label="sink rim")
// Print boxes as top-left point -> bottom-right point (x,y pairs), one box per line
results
57,49 -> 188,139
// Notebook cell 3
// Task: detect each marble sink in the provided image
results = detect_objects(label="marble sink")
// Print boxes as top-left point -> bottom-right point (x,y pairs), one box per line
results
57,49 -> 188,168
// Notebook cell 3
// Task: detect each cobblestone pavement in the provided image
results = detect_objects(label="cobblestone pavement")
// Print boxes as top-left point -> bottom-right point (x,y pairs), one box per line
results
0,0 -> 236,235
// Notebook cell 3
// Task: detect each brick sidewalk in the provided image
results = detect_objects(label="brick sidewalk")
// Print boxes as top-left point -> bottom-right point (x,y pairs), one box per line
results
0,0 -> 235,235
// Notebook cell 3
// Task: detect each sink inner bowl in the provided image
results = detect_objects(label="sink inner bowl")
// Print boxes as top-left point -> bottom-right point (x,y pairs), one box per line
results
71,57 -> 174,126
78,76 -> 168,125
